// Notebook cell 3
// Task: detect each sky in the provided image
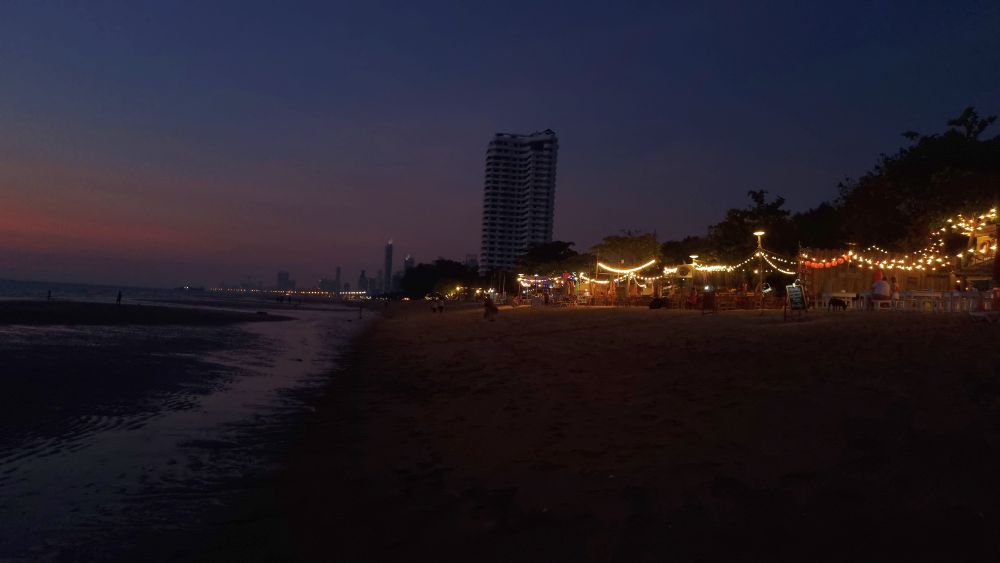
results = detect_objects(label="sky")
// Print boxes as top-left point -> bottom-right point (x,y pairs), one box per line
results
2,1 -> 999,288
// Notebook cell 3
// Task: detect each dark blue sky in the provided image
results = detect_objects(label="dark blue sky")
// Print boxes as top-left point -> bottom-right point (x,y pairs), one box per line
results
2,1 -> 998,286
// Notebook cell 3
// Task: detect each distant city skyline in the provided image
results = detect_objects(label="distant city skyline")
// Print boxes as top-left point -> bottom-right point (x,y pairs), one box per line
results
384,240 -> 393,294
2,3 -> 999,287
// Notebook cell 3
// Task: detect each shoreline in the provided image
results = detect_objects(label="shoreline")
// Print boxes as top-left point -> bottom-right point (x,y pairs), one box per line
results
191,304 -> 1000,560
0,300 -> 292,325
0,302 -> 368,560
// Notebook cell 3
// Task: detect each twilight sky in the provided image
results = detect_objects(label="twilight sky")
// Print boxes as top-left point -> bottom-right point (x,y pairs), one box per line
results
2,1 -> 999,288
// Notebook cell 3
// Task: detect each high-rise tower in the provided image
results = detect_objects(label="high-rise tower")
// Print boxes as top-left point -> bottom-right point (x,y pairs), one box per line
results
479,129 -> 558,273
384,240 -> 393,294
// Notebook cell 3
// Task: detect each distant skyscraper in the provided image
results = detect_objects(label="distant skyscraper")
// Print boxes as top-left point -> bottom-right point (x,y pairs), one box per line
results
276,271 -> 296,290
358,270 -> 368,295
384,240 -> 393,293
479,129 -> 558,273
335,266 -> 342,293
403,254 -> 415,271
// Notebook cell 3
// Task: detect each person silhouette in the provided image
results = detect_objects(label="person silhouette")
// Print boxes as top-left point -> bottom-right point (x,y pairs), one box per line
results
116,290 -> 123,305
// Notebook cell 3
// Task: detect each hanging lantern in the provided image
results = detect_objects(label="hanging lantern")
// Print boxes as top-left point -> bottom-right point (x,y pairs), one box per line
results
836,258 -> 845,265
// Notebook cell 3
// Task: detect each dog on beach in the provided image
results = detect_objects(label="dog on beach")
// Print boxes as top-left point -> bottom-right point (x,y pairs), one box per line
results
828,297 -> 848,311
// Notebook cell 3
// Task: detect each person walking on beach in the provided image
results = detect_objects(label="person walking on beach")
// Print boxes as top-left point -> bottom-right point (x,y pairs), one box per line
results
484,296 -> 498,321
116,290 -> 122,305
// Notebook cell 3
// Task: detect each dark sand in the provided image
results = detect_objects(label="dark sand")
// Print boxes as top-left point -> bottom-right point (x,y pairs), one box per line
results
197,305 -> 1000,562
0,300 -> 290,325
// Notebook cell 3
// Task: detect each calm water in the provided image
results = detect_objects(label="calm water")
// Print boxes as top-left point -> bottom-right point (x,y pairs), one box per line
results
0,280 -> 368,560
0,278 -> 185,302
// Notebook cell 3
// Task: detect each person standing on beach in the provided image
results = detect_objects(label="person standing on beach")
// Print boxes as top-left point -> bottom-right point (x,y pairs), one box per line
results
116,290 -> 122,305
47,290 -> 52,301
483,296 -> 498,321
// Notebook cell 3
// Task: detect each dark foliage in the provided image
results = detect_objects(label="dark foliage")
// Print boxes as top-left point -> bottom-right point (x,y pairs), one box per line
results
399,259 -> 479,298
590,231 -> 660,265
516,241 -> 595,275
837,106 -> 1000,249
658,107 -> 999,260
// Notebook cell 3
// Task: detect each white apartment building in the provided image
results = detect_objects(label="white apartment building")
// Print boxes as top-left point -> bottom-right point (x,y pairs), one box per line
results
479,129 -> 559,273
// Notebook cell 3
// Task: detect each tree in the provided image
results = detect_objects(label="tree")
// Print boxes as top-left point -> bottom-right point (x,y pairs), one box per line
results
518,241 -> 579,273
947,106 -> 997,140
589,231 -> 660,266
659,235 -> 713,264
792,202 -> 845,249
399,259 -> 479,298
644,107 -> 999,265
707,190 -> 797,262
838,106 -> 1000,249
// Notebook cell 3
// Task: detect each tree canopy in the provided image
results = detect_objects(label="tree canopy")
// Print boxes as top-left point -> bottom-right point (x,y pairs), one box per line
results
706,190 -> 797,262
515,240 -> 596,276
657,106 -> 999,264
399,259 -> 479,298
837,106 -> 1000,250
589,231 -> 660,266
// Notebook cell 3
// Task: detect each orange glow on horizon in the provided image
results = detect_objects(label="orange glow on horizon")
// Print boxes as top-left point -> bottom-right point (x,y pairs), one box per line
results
0,203 -> 207,257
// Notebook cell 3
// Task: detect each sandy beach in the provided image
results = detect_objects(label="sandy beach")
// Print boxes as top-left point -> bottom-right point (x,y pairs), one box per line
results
192,303 -> 1000,562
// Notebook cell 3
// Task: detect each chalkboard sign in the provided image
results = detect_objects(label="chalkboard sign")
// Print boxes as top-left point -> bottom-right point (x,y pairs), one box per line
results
786,285 -> 806,311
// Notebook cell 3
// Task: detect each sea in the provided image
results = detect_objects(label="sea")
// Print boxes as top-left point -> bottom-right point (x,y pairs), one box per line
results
0,279 -> 368,561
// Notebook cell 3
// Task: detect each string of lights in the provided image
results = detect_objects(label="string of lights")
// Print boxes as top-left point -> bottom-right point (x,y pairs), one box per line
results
519,208 -> 998,284
761,254 -> 797,275
596,259 -> 658,274
799,207 -> 998,272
